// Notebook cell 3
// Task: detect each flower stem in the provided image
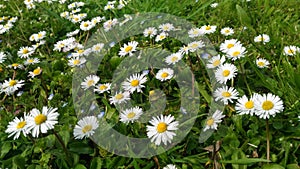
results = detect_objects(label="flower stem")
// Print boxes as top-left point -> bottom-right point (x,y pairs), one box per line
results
53,130 -> 72,166
266,119 -> 270,162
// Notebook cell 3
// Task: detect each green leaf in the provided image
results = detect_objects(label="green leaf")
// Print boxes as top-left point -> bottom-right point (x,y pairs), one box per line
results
1,142 -> 12,158
13,156 -> 25,169
90,157 -> 102,169
68,142 -> 94,154
286,164 -> 300,169
197,83 -> 211,104
74,164 -> 87,169
262,164 -> 285,169
221,158 -> 271,164
236,4 -> 252,28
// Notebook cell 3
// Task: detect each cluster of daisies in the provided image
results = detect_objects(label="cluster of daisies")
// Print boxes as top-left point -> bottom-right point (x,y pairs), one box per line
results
0,15 -> 18,35
24,0 -> 67,9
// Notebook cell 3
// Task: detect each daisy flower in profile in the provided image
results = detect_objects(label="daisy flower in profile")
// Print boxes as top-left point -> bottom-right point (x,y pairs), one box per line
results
143,27 -> 157,38
92,43 -> 104,53
2,78 -> 25,95
235,94 -> 258,115
165,52 -> 183,65
188,28 -> 203,38
213,86 -> 239,105
155,32 -> 168,42
159,23 -> 175,32
155,68 -> 174,81
24,58 -> 40,65
215,63 -> 238,84
254,93 -> 284,119
226,44 -> 247,60
283,45 -> 299,56
0,51 -> 6,63
206,55 -> 226,69
146,114 -> 179,146
73,116 -> 99,139
256,58 -> 270,68
27,107 -> 59,137
68,57 -> 86,67
188,41 -> 205,52
119,41 -> 138,57
28,67 -> 42,78
200,25 -> 217,34
94,83 -> 111,94
122,73 -> 147,93
81,75 -> 100,90
8,63 -> 24,70
220,27 -> 234,36
66,29 -> 80,37
5,114 -> 29,140
220,39 -> 241,53
254,34 -> 270,44
203,110 -> 225,131
109,91 -> 130,105
17,46 -> 34,58
119,106 -> 143,123
163,164 -> 178,169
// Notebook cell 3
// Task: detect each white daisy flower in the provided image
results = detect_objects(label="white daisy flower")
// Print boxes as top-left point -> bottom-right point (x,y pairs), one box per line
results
2,78 -> 25,95
163,164 -> 178,169
94,83 -> 111,94
122,73 -> 147,93
213,86 -> 239,105
256,58 -> 270,68
215,63 -> 238,84
118,41 -> 138,57
283,45 -> 299,56
5,114 -> 29,140
81,75 -> 100,90
35,31 -> 46,41
254,93 -> 284,119
24,58 -> 40,65
206,55 -> 226,69
143,27 -> 157,38
28,67 -> 42,78
103,19 -> 118,32
73,116 -> 99,139
210,2 -> 218,8
159,23 -> 175,32
203,110 -> 225,131
155,68 -> 174,81
235,94 -> 258,115
155,32 -> 168,42
91,16 -> 104,25
146,114 -> 179,145
109,91 -> 130,105
226,44 -> 247,60
165,52 -> 183,65
220,39 -> 241,53
179,45 -> 189,55
17,46 -> 34,58
200,25 -> 217,34
80,20 -> 94,31
92,43 -> 104,53
104,3 -> 115,10
254,34 -> 270,44
68,57 -> 86,67
26,107 -> 59,137
188,28 -> 203,38
8,63 -> 24,70
119,106 -> 143,123
220,27 -> 234,36
187,40 -> 205,52
66,29 -> 80,37
0,51 -> 6,63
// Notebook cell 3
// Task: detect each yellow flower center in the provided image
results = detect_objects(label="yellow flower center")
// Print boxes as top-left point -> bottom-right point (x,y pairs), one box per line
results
77,49 -> 84,54
212,60 -> 220,67
33,68 -> 41,75
38,33 -> 43,38
131,79 -> 139,87
222,70 -> 230,77
11,63 -> 19,67
17,121 -> 26,129
125,46 -> 133,53
257,61 -> 265,67
99,85 -> 107,90
87,80 -> 94,87
205,25 -> 211,30
73,59 -> 80,65
28,59 -> 34,63
206,118 -> 214,126
244,101 -> 254,109
232,51 -> 240,57
82,125 -> 92,133
262,101 -> 274,110
159,35 -> 165,39
171,56 -> 178,62
127,112 -> 136,119
83,23 -> 89,27
115,93 -> 124,100
225,29 -> 230,33
34,114 -> 47,125
74,17 -> 79,21
156,122 -> 167,133
161,72 -> 169,78
287,49 -> 294,54
9,80 -> 17,86
0,67 -> 3,72
94,46 -> 101,51
227,43 -> 234,49
22,49 -> 29,54
222,91 -> 231,97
